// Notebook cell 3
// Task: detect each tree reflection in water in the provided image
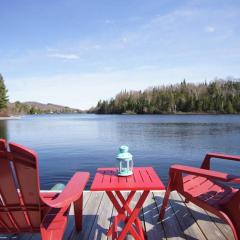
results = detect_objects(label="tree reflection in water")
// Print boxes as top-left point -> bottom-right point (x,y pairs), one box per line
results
0,120 -> 8,140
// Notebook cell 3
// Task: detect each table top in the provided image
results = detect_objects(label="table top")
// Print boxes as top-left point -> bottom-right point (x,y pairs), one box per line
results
90,167 -> 165,191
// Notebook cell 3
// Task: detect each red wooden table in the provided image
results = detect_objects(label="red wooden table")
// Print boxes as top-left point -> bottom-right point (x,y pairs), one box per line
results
91,167 -> 165,240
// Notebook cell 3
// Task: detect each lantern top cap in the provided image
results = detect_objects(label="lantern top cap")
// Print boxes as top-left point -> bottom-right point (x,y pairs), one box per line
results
119,145 -> 129,153
117,145 -> 132,161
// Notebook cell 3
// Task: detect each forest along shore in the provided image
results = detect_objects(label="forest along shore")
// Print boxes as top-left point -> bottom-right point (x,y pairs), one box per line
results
91,79 -> 240,115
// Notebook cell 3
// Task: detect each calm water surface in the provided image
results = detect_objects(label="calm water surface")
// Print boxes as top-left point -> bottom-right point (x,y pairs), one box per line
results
0,114 -> 240,189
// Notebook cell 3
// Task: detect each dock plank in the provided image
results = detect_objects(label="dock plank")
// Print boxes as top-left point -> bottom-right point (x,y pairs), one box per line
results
71,191 -> 104,240
169,191 -> 206,240
179,194 -> 227,240
64,191 -> 92,240
154,191 -> 186,239
205,210 -> 234,240
142,191 -> 166,240
16,233 -> 33,240
29,234 -> 41,240
0,234 -> 23,239
88,192 -> 114,240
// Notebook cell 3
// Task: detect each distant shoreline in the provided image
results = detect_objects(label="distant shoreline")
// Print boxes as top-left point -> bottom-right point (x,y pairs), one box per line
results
0,116 -> 22,120
1,112 -> 240,119
106,112 -> 240,115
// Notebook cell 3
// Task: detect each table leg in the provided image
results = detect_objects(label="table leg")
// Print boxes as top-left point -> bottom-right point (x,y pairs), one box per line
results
117,190 -> 149,240
106,191 -> 137,237
115,191 -> 145,235
106,190 -> 149,240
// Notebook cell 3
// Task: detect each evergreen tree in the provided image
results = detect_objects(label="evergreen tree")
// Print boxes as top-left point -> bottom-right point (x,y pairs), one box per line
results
0,74 -> 9,110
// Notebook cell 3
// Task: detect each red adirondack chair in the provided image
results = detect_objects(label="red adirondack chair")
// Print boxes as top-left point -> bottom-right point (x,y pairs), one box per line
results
0,139 -> 90,239
159,153 -> 240,240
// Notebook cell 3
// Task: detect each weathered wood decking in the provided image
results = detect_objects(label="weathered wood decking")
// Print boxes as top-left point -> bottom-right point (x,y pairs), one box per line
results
0,191 -> 234,240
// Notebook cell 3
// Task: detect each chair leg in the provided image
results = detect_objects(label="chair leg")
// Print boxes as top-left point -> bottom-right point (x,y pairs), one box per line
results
158,185 -> 171,221
74,194 -> 83,231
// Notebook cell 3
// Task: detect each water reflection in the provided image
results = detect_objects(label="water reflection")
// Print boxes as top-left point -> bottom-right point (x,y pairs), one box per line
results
0,120 -> 8,140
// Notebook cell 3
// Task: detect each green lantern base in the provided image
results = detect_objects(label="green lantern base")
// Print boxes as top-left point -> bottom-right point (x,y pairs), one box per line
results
117,170 -> 133,177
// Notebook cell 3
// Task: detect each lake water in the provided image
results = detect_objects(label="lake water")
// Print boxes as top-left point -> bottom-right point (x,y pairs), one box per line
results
0,114 -> 240,189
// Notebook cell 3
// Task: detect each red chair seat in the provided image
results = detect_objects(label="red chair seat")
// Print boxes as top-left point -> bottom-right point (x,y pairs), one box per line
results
183,175 -> 238,208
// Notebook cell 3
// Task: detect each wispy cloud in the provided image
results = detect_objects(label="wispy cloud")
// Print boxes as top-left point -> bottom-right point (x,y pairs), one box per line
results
205,26 -> 216,33
104,19 -> 114,24
47,53 -> 79,60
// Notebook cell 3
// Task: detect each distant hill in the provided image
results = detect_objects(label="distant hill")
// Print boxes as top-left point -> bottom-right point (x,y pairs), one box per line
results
23,102 -> 81,112
0,101 -> 82,116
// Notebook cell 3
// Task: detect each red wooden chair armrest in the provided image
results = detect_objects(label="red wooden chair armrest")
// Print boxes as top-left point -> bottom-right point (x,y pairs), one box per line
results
41,172 -> 90,208
206,153 -> 240,161
170,165 -> 240,183
201,152 -> 240,169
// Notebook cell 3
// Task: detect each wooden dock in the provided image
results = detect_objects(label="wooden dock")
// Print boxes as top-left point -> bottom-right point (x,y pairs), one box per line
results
0,191 -> 234,240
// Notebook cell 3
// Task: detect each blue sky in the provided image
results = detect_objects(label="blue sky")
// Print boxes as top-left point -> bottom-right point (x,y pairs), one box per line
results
1,0 -> 240,109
